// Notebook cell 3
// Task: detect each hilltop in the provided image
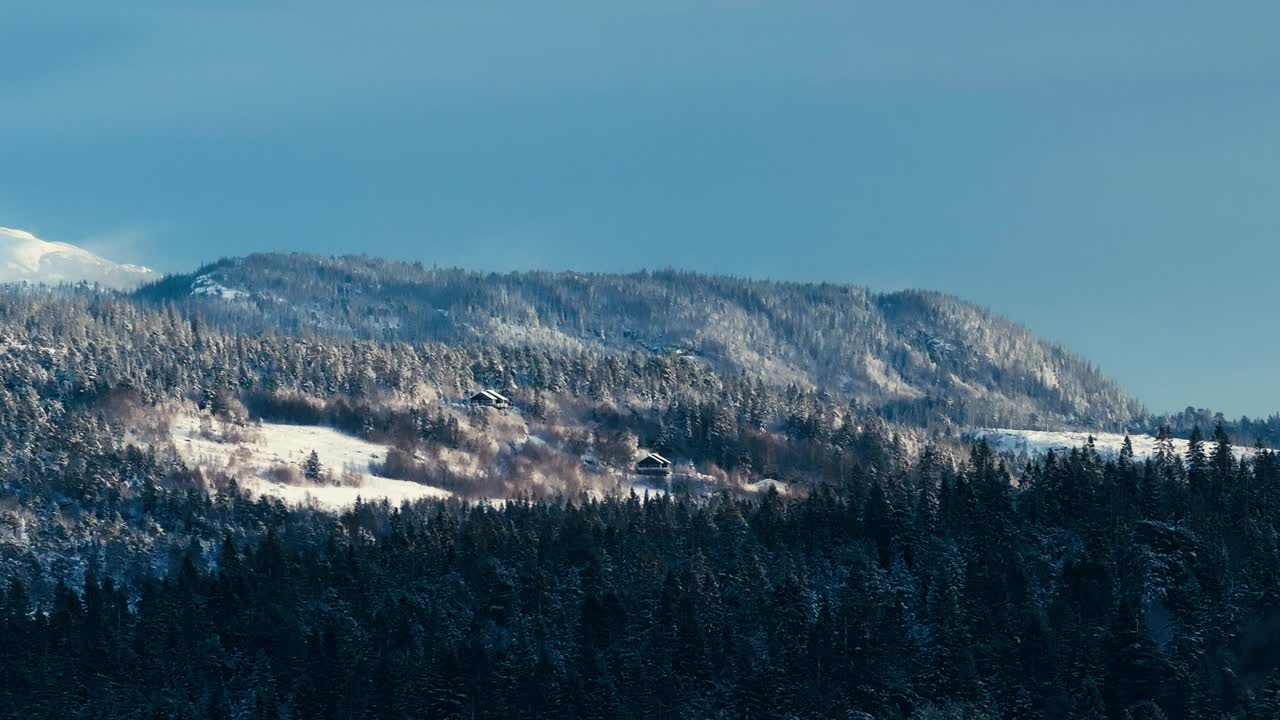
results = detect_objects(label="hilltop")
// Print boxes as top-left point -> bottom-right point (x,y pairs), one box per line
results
138,253 -> 1142,430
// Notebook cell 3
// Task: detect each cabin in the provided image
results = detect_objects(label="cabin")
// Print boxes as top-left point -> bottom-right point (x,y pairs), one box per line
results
635,452 -> 672,476
469,389 -> 511,409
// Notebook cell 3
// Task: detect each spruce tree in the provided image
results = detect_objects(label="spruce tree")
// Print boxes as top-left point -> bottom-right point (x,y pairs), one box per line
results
303,449 -> 323,481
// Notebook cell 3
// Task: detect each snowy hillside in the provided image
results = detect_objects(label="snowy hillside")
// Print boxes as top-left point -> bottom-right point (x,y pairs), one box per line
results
0,227 -> 155,289
165,407 -> 764,507
975,428 -> 1266,461
190,274 -> 252,301
170,413 -> 450,509
135,253 -> 1145,429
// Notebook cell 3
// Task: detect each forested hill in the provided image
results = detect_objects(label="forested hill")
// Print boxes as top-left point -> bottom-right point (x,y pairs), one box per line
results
137,253 -> 1141,429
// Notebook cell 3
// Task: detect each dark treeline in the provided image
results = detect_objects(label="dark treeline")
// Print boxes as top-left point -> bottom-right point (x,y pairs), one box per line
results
5,431 -> 1280,719
1134,407 -> 1280,451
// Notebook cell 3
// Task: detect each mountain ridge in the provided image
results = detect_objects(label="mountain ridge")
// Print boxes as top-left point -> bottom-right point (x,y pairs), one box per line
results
0,227 -> 156,289
137,252 -> 1144,430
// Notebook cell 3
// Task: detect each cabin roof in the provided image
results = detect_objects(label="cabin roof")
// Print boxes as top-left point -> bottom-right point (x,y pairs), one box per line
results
638,452 -> 671,465
472,389 -> 510,403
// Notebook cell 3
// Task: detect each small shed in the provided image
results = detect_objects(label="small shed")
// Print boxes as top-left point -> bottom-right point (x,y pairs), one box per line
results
635,452 -> 672,476
469,389 -> 512,409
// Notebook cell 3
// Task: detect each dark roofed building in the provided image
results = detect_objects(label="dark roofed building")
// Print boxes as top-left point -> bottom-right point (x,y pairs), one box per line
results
469,389 -> 511,409
635,452 -> 672,476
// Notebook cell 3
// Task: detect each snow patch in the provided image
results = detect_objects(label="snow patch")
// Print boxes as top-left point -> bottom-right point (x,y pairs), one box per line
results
191,275 -> 252,301
237,477 -> 448,510
863,352 -> 923,399
975,428 -> 1267,461
1034,364 -> 1060,390
170,414 -> 449,509
745,478 -> 789,495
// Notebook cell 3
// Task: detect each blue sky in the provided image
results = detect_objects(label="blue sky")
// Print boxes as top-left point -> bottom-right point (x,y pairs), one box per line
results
3,1 -> 1278,417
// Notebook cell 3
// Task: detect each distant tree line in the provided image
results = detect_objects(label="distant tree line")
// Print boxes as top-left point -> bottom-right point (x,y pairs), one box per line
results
1134,407 -> 1280,450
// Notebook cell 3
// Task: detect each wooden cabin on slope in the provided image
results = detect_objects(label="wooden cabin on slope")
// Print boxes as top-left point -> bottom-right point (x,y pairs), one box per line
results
469,389 -> 512,409
635,452 -> 672,476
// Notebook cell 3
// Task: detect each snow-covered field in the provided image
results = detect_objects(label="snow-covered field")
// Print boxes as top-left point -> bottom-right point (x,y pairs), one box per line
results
166,403 -> 796,509
170,414 -> 449,509
975,428 -> 1265,461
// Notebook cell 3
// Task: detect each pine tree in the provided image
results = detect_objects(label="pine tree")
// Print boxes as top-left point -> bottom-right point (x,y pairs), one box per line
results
1103,600 -> 1172,716
1211,422 -> 1235,522
303,449 -> 323,481
1187,425 -> 1208,495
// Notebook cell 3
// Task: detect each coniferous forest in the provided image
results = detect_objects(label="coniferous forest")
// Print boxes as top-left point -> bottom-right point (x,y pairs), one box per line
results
7,1 -> 1279,715
0,277 -> 1277,719
5,431 -> 1280,719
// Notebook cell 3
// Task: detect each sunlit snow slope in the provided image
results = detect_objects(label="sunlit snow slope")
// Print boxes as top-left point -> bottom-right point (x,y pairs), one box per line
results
171,414 -> 449,509
0,227 -> 155,289
976,428 -> 1266,461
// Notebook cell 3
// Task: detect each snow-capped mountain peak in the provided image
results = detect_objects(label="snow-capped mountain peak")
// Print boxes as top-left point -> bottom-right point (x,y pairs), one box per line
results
0,227 -> 156,289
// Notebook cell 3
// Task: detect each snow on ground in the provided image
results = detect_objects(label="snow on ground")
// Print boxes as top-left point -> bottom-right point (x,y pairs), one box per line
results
975,428 -> 1266,461
170,414 -> 449,510
191,275 -> 252,301
235,476 -> 447,510
745,479 -> 789,495
167,407 -> 795,507
0,226 -> 156,289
